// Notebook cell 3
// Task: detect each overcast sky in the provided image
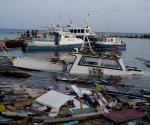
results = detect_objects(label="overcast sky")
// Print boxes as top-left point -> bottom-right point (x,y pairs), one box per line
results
0,0 -> 150,33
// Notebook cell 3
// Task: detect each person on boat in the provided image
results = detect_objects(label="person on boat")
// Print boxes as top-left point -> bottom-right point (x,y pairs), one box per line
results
55,33 -> 61,45
26,30 -> 31,38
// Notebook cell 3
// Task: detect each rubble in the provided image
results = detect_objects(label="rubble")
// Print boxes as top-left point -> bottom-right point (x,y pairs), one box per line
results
0,77 -> 150,125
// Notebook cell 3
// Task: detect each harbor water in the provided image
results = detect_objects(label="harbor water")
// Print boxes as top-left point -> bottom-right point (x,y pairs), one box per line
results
0,30 -> 150,90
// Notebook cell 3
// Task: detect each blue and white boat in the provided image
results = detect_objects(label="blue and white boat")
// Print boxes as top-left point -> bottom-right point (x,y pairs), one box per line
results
94,37 -> 126,51
22,30 -> 84,52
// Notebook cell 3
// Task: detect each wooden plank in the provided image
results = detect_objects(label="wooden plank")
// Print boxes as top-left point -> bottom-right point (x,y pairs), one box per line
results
44,112 -> 103,124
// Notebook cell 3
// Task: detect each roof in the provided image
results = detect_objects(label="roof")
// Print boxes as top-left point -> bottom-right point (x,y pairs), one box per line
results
71,52 -> 121,60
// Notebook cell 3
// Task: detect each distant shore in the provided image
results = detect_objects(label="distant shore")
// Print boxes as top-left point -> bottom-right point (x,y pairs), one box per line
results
0,28 -> 150,40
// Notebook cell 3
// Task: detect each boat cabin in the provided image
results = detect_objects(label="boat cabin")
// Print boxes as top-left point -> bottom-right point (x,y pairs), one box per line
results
31,31 -> 82,45
68,26 -> 93,36
68,53 -> 143,76
97,37 -> 122,44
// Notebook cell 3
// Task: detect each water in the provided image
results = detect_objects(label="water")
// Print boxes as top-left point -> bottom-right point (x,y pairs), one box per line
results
0,29 -> 150,90
0,29 -> 22,40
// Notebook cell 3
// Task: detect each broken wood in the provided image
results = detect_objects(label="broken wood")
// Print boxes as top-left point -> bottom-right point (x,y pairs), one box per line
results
44,112 -> 103,124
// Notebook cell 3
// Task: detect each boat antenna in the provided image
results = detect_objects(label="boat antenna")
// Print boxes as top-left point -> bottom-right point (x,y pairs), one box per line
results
68,14 -> 73,27
86,13 -> 90,27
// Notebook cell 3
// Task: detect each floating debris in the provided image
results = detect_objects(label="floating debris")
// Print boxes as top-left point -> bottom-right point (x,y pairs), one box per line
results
135,57 -> 150,68
0,79 -> 149,125
0,64 -> 31,78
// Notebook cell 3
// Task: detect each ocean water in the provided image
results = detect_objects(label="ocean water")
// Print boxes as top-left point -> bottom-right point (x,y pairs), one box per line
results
0,29 -> 22,40
0,29 -> 150,90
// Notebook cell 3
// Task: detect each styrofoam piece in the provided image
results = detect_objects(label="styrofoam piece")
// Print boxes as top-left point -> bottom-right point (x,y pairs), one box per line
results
36,90 -> 74,110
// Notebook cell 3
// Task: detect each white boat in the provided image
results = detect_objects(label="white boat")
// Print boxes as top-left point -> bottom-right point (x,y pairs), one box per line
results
22,30 -> 84,52
12,56 -> 66,72
94,37 -> 126,51
11,52 -> 143,76
67,53 -> 143,76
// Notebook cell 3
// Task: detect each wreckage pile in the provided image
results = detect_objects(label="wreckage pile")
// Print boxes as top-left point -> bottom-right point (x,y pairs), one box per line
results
0,78 -> 150,125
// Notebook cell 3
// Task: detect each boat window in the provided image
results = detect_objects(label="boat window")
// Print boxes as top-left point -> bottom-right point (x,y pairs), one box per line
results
79,57 -> 98,66
70,29 -> 73,33
100,59 -> 121,69
78,29 -> 80,33
65,34 -> 76,38
81,29 -> 84,33
74,29 -> 77,33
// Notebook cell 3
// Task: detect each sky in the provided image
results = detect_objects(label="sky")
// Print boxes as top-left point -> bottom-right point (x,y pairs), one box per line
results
0,0 -> 150,33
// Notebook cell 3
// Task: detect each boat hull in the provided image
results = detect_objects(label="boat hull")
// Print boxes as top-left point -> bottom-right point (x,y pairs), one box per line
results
13,57 -> 65,72
23,44 -> 83,52
94,43 -> 126,51
68,65 -> 143,76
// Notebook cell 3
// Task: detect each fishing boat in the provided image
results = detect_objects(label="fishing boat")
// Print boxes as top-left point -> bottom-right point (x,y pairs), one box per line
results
22,30 -> 84,52
94,37 -> 126,51
67,53 -> 143,76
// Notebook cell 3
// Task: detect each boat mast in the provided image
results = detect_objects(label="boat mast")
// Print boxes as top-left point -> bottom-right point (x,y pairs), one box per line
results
81,14 -> 95,54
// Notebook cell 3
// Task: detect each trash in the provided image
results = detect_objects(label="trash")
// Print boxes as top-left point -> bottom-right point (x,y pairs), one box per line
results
71,85 -> 92,98
128,121 -> 136,125
83,94 -> 98,108
13,98 -> 33,108
48,108 -> 59,117
2,111 -> 28,118
32,102 -> 48,111
93,93 -> 109,113
26,88 -> 45,98
70,108 -> 96,115
44,112 -> 103,124
0,104 -> 6,112
135,57 -> 150,68
106,75 -> 122,84
0,76 -> 149,125
61,121 -> 79,125
102,109 -> 146,123
95,83 -> 106,93
0,115 -> 13,123
36,90 -> 74,111
71,99 -> 89,109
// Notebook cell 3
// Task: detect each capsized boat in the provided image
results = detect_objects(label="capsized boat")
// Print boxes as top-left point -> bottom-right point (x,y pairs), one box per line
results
22,30 -> 84,52
67,53 -> 143,76
94,37 -> 126,51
